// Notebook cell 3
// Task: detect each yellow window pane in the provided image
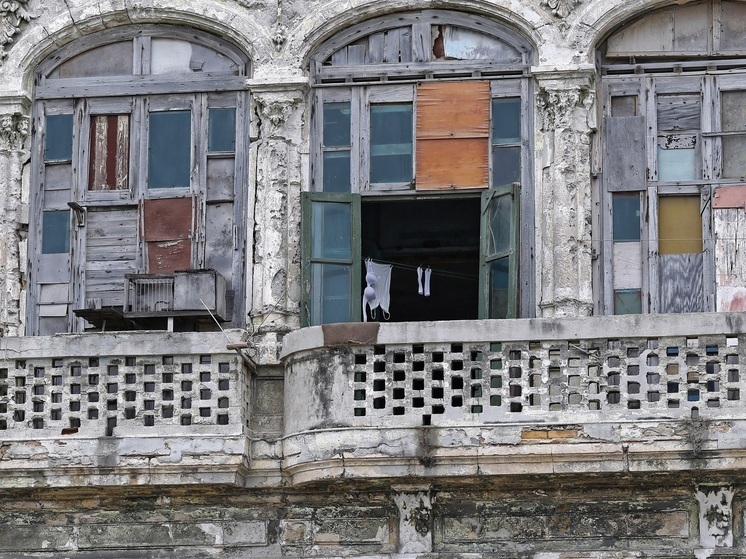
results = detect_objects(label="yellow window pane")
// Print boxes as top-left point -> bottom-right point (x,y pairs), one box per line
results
658,196 -> 702,254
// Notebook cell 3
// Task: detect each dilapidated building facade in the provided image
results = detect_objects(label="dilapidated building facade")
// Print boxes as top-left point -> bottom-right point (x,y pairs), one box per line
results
1,0 -> 746,556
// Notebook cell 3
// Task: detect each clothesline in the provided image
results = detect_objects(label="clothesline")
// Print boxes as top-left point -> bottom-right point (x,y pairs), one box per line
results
364,257 -> 478,282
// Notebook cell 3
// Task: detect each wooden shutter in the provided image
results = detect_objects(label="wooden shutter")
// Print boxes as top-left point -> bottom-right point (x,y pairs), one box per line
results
603,116 -> 646,191
142,197 -> 193,273
416,81 -> 490,190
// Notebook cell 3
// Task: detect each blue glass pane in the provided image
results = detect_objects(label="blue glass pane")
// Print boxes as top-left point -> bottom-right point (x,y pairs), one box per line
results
489,257 -> 510,319
370,104 -> 412,184
492,146 -> 520,186
45,114 -> 73,162
492,98 -> 521,143
612,193 -> 641,241
614,289 -> 642,315
148,111 -> 191,188
311,263 -> 351,324
323,151 -> 351,192
42,210 -> 70,254
311,201 -> 351,259
208,108 -> 236,153
323,102 -> 350,147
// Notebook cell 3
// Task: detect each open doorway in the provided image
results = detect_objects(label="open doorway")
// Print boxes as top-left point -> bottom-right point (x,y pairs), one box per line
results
361,196 -> 481,322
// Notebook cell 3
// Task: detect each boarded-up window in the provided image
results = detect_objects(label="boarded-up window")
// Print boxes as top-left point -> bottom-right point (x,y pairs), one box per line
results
416,81 -> 490,190
142,197 -> 193,273
89,115 -> 130,191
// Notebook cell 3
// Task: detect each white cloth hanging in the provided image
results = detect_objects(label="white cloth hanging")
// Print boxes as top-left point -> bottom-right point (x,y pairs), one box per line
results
363,259 -> 392,321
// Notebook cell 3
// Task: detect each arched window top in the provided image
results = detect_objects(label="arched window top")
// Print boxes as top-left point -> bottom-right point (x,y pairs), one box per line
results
311,10 -> 532,83
602,0 -> 746,63
36,25 -> 250,95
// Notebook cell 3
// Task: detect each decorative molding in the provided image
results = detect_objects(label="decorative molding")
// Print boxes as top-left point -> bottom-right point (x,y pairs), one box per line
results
696,486 -> 734,548
536,84 -> 593,132
0,112 -> 29,151
253,92 -> 304,138
0,0 -> 34,66
541,0 -> 582,19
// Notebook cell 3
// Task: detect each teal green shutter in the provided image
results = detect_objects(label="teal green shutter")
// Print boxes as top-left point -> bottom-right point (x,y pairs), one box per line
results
301,192 -> 361,326
479,183 -> 519,319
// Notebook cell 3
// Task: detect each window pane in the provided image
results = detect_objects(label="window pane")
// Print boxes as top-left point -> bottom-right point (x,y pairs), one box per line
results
722,92 -> 746,178
89,115 -> 130,191
489,257 -> 510,319
657,141 -> 696,182
721,91 -> 746,132
611,96 -> 637,117
492,98 -> 520,143
370,104 -> 412,183
323,102 -> 350,147
310,263 -> 351,324
311,201 -> 351,259
487,193 -> 512,256
658,196 -> 702,255
612,193 -> 640,241
45,114 -> 73,162
323,151 -> 351,192
723,135 -> 746,178
208,108 -> 236,153
148,111 -> 191,189
42,210 -> 70,254
614,289 -> 642,314
492,146 -> 521,186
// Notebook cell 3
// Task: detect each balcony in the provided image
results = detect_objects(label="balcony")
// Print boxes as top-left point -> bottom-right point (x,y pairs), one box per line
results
281,313 -> 746,485
0,331 -> 250,488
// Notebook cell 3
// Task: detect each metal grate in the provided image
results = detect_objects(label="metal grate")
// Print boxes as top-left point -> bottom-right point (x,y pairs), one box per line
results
124,274 -> 175,315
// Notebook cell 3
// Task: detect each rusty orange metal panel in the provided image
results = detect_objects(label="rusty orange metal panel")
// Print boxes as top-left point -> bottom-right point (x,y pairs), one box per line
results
142,197 -> 193,241
88,115 -> 129,191
147,239 -> 191,273
713,185 -> 746,208
416,81 -> 489,190
416,81 -> 490,139
416,138 -> 489,190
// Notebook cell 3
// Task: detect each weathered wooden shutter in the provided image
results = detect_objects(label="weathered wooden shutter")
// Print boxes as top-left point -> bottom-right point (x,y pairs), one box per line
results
603,116 -> 646,191
416,81 -> 490,190
142,197 -> 193,273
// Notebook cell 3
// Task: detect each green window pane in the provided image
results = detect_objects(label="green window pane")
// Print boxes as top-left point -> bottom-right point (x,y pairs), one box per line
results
323,102 -> 350,147
612,193 -> 640,241
45,114 -> 73,162
148,111 -> 191,188
370,104 -> 412,184
489,257 -> 510,319
492,146 -> 521,186
311,201 -> 351,259
310,263 -> 351,324
614,289 -> 642,315
323,151 -> 351,192
492,98 -> 521,143
208,108 -> 236,153
42,210 -> 70,254
487,193 -> 512,256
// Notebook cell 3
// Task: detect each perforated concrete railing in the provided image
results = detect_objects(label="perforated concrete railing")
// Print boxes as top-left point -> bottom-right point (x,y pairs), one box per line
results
0,351 -> 246,434
346,335 -> 744,425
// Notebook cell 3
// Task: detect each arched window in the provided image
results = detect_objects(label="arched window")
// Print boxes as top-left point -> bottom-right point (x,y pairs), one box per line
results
598,0 -> 746,315
303,10 -> 534,326
29,26 -> 250,335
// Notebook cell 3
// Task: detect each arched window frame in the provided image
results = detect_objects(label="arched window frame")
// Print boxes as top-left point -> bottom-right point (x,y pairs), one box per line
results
28,26 -> 251,335
303,10 -> 535,326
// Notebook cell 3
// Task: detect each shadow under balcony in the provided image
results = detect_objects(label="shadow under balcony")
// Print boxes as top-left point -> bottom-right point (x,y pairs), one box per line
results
281,313 -> 746,485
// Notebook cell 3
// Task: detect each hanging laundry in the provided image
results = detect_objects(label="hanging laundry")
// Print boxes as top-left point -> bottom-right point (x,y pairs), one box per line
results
362,259 -> 392,321
424,266 -> 431,297
417,266 -> 424,295
417,266 -> 432,296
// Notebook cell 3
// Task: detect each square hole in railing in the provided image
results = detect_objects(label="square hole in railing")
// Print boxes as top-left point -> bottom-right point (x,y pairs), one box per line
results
200,372 -> 211,383
71,365 -> 81,377
87,392 -> 99,403
568,375 -> 580,387
432,405 -> 444,414
607,392 -> 620,404
433,368 -> 444,381
627,347 -> 640,358
354,408 -> 366,417
451,344 -> 463,353
33,367 -> 45,378
125,391 -> 136,402
647,339 -> 658,349
394,370 -> 406,382
51,409 -> 61,421
666,363 -> 679,375
144,400 -> 155,411
451,377 -> 463,390
568,358 -> 581,368
647,354 -> 659,366
471,404 -> 483,413
667,381 -> 679,393
31,418 -> 43,430
647,373 -> 660,384
422,414 -> 431,425
490,395 -> 501,406
509,350 -> 521,360
727,388 -> 740,400
726,337 -> 738,347
666,347 -> 679,357
490,342 -> 502,352
88,358 -> 99,368
509,385 -> 522,397
354,389 -> 366,401
413,378 -> 424,391
88,374 -> 99,385
107,399 -> 117,411
14,392 -> 25,405
728,370 -> 739,382
106,383 -> 117,394
432,386 -> 444,399
568,393 -> 582,405
432,352 -> 444,363
393,388 -> 405,400
529,341 -> 541,351
373,397 -> 386,409
393,407 -> 405,415
647,391 -> 660,402
162,373 -> 173,383
373,380 -> 385,391
707,380 -> 719,392
548,349 -> 561,360
0,369 -> 6,380
627,365 -> 640,376
125,373 -> 136,384
374,361 -> 386,373
413,361 -> 424,372
529,394 -> 540,406
181,415 -> 192,426
69,401 -> 80,412
200,389 -> 211,400
163,389 -> 174,401
394,353 -> 406,364
549,403 -> 561,411
218,363 -> 230,374
13,410 -> 25,422
33,385 -> 44,396
218,397 -> 229,408
687,389 -> 700,401
33,402 -> 43,413
181,381 -> 192,391
200,356 -> 211,365
144,415 -> 155,426
51,393 -> 61,404
144,382 -> 155,393
687,372 -> 699,384
627,400 -> 640,409
162,356 -> 173,366
530,374 -> 541,388
726,354 -> 739,365
0,386 -> 6,397
588,400 -> 600,410
451,360 -> 463,371
107,365 -> 119,376
217,414 -> 229,425
707,399 -> 720,408
162,405 -> 174,418
124,357 -> 136,367
181,397 -> 191,409
529,357 -> 541,369
471,385 -> 482,397
706,362 -> 720,374
125,408 -> 135,419
588,364 -> 599,377
199,407 -> 211,417
608,373 -> 620,386
471,350 -> 483,361
509,367 -> 522,379
413,344 -> 424,354
628,382 -> 640,394
686,354 -> 699,366
181,363 -> 192,375
588,381 -> 598,394
413,397 -> 424,408
490,359 -> 503,370
509,402 -> 522,412
706,346 -> 719,356
69,417 -> 80,428
14,377 -> 24,388
374,345 -> 386,355
144,364 -> 155,375
549,367 -> 561,379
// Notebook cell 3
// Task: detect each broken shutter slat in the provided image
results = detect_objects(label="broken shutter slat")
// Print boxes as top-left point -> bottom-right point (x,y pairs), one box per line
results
416,81 -> 490,190
603,115 -> 646,192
